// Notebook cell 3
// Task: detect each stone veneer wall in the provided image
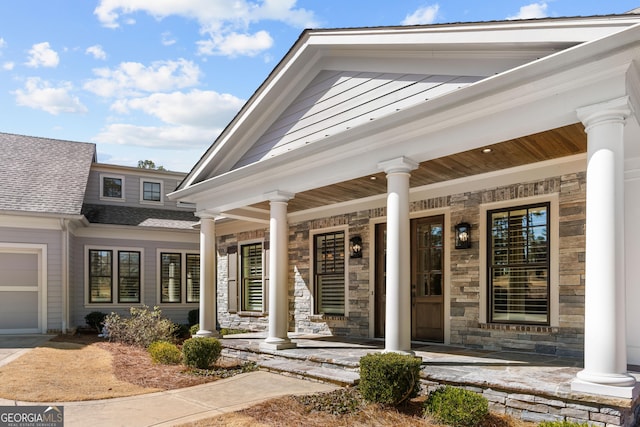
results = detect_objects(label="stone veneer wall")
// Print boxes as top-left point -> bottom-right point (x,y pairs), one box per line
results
215,172 -> 586,356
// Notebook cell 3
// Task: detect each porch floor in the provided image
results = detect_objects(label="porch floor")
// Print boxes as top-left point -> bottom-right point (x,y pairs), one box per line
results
220,332 -> 640,424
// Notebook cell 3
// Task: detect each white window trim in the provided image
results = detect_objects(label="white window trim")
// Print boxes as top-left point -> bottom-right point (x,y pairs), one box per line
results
309,225 -> 349,317
156,249 -> 200,307
479,194 -> 559,327
100,174 -> 125,202
84,245 -> 144,307
238,238 -> 266,314
140,178 -> 164,205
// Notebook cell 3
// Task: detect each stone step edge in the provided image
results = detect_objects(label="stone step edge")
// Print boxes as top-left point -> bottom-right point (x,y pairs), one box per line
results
259,358 -> 360,386
221,345 -> 360,371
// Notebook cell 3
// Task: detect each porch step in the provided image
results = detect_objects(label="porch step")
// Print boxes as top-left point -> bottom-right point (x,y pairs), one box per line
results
259,358 -> 360,386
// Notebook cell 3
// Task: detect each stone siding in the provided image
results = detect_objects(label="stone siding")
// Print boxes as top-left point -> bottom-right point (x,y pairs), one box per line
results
214,172 -> 586,356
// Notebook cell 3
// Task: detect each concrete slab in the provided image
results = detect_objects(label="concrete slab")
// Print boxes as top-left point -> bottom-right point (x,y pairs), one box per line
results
0,334 -> 53,367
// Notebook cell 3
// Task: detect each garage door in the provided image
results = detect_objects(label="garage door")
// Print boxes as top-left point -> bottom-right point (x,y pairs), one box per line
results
0,246 -> 45,334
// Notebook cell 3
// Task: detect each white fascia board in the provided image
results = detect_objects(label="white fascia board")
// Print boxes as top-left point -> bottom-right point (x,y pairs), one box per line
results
173,23 -> 640,212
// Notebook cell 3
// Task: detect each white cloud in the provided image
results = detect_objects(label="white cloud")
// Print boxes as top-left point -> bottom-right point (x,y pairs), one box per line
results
3,62 -> 14,70
93,123 -> 218,149
111,90 -> 244,128
161,31 -> 176,46
507,2 -> 548,20
94,0 -> 317,57
0,38 -> 6,49
86,44 -> 107,60
13,77 -> 87,115
25,42 -> 59,68
84,58 -> 201,97
402,4 -> 440,25
197,30 -> 273,57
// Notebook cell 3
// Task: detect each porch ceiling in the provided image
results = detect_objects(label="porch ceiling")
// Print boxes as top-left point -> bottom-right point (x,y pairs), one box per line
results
249,123 -> 586,213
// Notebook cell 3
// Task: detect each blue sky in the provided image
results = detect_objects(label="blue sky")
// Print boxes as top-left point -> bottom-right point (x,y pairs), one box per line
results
1,1 -> 638,172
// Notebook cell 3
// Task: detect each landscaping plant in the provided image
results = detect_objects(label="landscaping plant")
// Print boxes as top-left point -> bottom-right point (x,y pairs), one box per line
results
359,352 -> 422,406
148,340 -> 182,365
424,385 -> 489,427
84,311 -> 107,333
538,422 -> 588,427
182,337 -> 222,369
103,305 -> 177,347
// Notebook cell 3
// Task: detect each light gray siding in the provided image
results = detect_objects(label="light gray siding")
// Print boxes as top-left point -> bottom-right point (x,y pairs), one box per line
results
70,235 -> 199,328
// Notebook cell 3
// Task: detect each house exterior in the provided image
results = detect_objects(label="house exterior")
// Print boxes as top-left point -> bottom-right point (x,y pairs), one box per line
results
0,133 -> 200,334
169,13 -> 640,399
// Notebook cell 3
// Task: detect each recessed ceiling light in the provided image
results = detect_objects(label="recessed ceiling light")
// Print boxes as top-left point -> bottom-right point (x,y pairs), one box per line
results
370,176 -> 377,180
482,148 -> 492,154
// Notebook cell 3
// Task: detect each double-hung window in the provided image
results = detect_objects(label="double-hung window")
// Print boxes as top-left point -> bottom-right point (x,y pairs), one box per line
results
314,231 -> 346,315
160,251 -> 200,304
101,175 -> 124,200
241,243 -> 263,312
88,248 -> 141,304
141,180 -> 163,203
488,203 -> 550,324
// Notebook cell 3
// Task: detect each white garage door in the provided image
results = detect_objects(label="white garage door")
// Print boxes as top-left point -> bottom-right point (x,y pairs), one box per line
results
0,246 -> 45,334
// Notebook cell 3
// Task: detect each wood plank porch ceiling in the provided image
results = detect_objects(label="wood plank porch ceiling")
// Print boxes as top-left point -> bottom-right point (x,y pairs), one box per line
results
249,123 -> 586,213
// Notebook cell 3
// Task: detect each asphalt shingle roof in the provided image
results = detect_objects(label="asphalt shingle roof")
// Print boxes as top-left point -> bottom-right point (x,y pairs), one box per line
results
0,133 -> 96,216
82,204 -> 198,229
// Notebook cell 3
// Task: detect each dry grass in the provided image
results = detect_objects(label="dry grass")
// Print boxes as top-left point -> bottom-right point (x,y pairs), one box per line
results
0,334 -> 537,426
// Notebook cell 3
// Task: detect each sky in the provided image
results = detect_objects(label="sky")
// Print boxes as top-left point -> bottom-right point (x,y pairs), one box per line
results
1,1 -> 639,172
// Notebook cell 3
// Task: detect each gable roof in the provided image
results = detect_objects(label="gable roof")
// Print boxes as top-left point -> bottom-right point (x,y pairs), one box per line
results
0,133 -> 96,216
176,14 -> 640,195
170,14 -> 640,215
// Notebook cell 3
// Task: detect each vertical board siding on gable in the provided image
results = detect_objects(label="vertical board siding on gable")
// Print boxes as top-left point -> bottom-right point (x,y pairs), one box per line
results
233,71 -> 482,168
0,227 -> 63,332
69,236 -> 198,327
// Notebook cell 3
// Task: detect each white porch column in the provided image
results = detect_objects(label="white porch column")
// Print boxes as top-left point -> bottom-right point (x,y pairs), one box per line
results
261,191 -> 296,350
572,97 -> 638,399
195,212 -> 219,337
379,157 -> 419,355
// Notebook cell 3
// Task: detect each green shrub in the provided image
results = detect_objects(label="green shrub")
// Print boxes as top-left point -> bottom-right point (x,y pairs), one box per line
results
182,337 -> 222,369
538,422 -> 588,427
424,385 -> 489,427
148,340 -> 182,365
103,305 -> 177,348
85,311 -> 107,332
189,324 -> 200,336
220,328 -> 248,336
173,323 -> 190,339
359,352 -> 422,406
188,309 -> 199,326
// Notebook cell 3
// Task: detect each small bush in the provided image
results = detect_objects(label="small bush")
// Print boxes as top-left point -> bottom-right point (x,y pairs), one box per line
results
294,388 -> 365,415
148,340 -> 182,365
220,328 -> 249,336
424,385 -> 489,427
182,337 -> 222,369
538,422 -> 588,427
359,352 -> 422,406
188,309 -> 199,326
103,305 -> 177,348
189,324 -> 200,336
85,311 -> 107,332
173,323 -> 190,339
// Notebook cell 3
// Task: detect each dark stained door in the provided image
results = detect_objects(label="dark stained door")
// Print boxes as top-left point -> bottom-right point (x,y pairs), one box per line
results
411,216 -> 444,342
374,216 -> 445,342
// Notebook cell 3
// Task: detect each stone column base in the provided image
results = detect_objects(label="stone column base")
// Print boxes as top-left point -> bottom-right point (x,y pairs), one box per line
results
260,338 -> 297,351
571,378 -> 640,399
194,329 -> 220,338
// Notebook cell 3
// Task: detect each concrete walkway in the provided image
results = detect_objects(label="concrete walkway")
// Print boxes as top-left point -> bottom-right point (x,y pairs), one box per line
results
0,371 -> 337,427
0,335 -> 337,426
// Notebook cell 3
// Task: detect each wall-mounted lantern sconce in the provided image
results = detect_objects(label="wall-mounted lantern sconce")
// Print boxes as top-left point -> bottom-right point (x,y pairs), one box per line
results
455,222 -> 471,249
350,235 -> 363,258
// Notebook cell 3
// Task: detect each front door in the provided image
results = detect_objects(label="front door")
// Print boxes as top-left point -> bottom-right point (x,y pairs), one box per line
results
411,216 -> 444,342
374,216 -> 445,342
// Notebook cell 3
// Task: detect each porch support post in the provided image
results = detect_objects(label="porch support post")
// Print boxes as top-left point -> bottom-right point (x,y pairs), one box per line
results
195,212 -> 219,337
379,156 -> 419,355
261,191 -> 296,351
572,97 -> 639,398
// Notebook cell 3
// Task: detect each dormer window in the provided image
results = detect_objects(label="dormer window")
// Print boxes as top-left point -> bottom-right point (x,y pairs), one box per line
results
100,175 -> 125,200
141,179 -> 163,204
